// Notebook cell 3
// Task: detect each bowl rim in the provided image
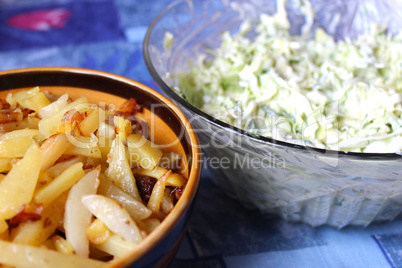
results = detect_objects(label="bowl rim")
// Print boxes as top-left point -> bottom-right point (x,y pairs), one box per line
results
0,66 -> 202,267
143,0 -> 402,161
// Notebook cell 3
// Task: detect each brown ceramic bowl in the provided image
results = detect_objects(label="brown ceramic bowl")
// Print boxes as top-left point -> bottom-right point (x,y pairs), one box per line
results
0,67 -> 201,267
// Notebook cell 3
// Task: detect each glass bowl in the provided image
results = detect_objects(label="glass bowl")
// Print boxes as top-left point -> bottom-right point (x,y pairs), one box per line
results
143,0 -> 402,228
0,67 -> 201,267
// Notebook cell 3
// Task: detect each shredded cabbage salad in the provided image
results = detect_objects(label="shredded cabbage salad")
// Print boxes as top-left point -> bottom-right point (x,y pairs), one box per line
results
173,0 -> 402,153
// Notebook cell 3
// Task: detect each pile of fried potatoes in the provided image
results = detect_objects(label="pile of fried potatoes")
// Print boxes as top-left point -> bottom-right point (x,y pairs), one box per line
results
0,87 -> 187,267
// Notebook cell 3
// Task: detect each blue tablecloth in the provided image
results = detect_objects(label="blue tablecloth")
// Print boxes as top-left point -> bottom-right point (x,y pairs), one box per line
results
1,1 -> 401,267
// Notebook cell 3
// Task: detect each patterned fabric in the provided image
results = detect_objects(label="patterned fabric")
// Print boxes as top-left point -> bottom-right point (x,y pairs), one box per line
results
0,0 -> 401,267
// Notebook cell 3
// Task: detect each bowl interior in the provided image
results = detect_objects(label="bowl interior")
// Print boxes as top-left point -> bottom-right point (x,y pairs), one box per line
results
0,86 -> 189,176
0,67 -> 201,267
144,0 -> 402,161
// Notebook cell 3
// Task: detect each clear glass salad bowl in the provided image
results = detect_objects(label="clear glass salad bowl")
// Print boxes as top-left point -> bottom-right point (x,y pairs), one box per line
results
143,0 -> 402,228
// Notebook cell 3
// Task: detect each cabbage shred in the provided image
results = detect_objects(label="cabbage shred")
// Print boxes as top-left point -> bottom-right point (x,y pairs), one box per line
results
174,1 -> 402,153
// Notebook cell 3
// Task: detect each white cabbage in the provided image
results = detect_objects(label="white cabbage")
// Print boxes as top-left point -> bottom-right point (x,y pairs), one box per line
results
175,0 -> 402,153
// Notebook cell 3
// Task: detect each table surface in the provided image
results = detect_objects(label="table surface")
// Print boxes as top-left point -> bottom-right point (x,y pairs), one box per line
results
1,0 -> 402,267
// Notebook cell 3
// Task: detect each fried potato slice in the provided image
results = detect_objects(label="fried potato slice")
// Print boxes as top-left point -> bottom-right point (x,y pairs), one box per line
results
147,170 -> 170,216
13,86 -> 40,107
161,188 -> 174,214
127,133 -> 162,170
0,239 -> 105,268
0,129 -> 39,140
0,143 -> 42,220
86,218 -> 110,245
0,219 -> 8,234
34,162 -> 85,207
92,233 -> 137,259
0,116 -> 40,133
0,159 -> 11,173
137,218 -> 160,235
105,136 -> 140,201
64,167 -> 100,257
0,136 -> 36,159
39,96 -> 90,138
97,121 -> 115,164
38,93 -> 69,119
52,235 -> 74,255
79,107 -> 106,137
45,156 -> 85,177
82,195 -> 142,244
64,136 -> 101,158
113,116 -> 131,142
97,177 -> 152,221
133,166 -> 185,187
11,193 -> 67,246
40,133 -> 70,171
23,92 -> 52,111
